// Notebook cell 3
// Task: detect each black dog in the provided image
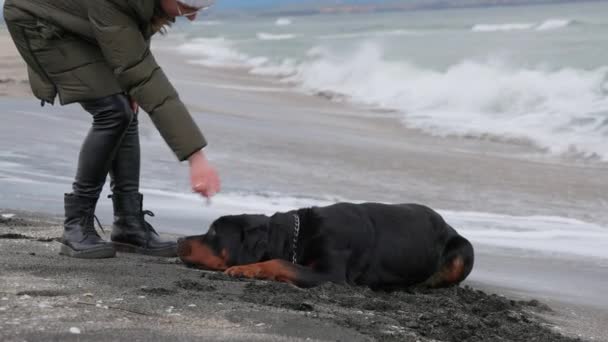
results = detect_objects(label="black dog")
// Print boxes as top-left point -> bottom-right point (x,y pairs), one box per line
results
178,203 -> 474,289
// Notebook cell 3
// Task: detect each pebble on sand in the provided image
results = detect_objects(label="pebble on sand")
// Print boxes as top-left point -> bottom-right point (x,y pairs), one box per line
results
69,327 -> 81,334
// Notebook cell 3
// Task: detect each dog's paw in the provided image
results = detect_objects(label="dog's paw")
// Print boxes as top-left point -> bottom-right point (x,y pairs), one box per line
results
225,265 -> 269,280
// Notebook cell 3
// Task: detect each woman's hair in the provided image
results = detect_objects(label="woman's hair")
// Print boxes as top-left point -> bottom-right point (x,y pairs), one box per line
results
151,2 -> 174,34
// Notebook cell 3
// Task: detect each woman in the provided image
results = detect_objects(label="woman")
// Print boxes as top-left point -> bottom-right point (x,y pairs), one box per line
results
3,0 -> 221,259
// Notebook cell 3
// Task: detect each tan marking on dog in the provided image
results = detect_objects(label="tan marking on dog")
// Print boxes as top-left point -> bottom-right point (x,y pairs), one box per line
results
225,259 -> 297,284
184,240 -> 229,271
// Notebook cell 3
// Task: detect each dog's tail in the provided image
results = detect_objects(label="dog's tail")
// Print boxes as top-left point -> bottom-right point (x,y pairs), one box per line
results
424,232 -> 475,288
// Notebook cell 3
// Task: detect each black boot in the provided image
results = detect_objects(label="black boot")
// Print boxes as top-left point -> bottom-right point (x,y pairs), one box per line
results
60,194 -> 116,259
110,193 -> 177,257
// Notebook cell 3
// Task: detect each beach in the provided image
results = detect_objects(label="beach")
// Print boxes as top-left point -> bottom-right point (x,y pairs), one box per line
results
0,33 -> 29,98
0,212 -> 586,341
1,6 -> 608,341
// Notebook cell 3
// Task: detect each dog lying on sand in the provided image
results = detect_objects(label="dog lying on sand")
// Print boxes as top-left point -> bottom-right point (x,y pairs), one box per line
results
178,202 -> 474,289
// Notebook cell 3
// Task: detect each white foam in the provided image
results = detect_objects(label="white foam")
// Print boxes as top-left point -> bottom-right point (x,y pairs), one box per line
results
249,59 -> 298,77
472,23 -> 535,32
0,151 -> 29,160
536,19 -> 573,31
256,32 -> 296,41
285,43 -> 608,160
142,189 -> 608,260
178,37 -> 267,68
441,210 -> 608,260
142,189 -> 337,218
318,29 -> 418,40
472,18 -> 574,32
178,36 -> 608,160
0,161 -> 23,169
275,18 -> 292,26
0,175 -> 39,184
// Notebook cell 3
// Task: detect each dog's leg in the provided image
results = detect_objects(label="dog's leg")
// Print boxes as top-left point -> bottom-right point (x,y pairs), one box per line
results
225,259 -> 330,287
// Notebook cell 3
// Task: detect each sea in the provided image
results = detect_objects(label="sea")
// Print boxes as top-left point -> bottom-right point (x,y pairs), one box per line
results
171,1 -> 608,160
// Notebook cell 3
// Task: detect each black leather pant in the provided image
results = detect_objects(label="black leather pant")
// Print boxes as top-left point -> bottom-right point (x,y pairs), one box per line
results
72,94 -> 140,198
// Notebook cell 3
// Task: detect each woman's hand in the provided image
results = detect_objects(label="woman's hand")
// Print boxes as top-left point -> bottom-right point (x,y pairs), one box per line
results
188,150 -> 221,198
129,97 -> 139,114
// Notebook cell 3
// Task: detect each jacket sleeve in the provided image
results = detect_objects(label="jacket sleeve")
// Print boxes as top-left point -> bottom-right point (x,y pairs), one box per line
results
88,2 -> 207,161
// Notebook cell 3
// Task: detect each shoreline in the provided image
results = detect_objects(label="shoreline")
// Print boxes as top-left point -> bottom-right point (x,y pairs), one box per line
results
0,211 -> 587,342
0,34 -> 31,98
158,51 -> 608,226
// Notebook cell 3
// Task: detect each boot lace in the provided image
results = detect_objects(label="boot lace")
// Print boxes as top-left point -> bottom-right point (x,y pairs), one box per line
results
81,208 -> 105,237
141,210 -> 159,235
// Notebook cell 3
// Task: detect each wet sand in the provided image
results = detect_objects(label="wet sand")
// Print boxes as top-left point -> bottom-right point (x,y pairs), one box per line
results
155,43 -> 608,226
0,32 -> 30,98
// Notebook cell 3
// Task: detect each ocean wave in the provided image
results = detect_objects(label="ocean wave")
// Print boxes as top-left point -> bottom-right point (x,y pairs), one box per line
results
250,58 -> 298,77
257,32 -> 297,41
179,38 -> 608,160
285,43 -> 608,160
535,18 -> 574,31
275,18 -> 292,26
318,29 -> 419,40
441,210 -> 608,260
178,37 -> 267,68
472,18 -> 576,32
472,23 -> 535,32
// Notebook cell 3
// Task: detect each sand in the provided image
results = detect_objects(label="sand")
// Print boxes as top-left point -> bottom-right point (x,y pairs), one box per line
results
0,31 -> 31,98
0,212 -> 583,342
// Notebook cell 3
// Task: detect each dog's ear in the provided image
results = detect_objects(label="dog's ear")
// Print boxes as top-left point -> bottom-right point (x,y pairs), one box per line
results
240,215 -> 270,263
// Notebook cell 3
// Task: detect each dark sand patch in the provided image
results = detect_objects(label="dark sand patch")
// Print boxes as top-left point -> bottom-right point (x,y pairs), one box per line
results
0,233 -> 56,242
241,283 -> 577,342
137,287 -> 178,296
239,282 -> 579,342
175,279 -> 218,292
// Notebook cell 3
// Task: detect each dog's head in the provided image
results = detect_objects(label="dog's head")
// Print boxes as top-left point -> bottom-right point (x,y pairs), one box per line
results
177,214 -> 270,270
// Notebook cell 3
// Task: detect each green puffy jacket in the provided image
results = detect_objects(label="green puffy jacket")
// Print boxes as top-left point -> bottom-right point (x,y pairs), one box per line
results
3,0 -> 207,161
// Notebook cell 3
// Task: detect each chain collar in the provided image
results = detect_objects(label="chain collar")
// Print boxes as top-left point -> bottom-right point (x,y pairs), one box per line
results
291,213 -> 300,264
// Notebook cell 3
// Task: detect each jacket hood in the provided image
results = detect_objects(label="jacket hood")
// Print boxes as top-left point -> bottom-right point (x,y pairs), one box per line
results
124,0 -> 158,24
